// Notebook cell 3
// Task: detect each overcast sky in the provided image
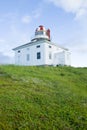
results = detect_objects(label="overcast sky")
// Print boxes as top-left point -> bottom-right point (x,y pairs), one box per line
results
0,0 -> 87,67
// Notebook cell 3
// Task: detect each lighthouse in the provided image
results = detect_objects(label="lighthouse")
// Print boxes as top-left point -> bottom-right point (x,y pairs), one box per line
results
31,25 -> 50,41
13,25 -> 71,66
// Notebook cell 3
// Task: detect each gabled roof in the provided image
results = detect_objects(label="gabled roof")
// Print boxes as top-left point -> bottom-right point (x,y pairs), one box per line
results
12,39 -> 68,51
13,39 -> 42,50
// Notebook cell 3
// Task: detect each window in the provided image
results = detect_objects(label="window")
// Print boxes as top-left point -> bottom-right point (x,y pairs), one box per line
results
18,50 -> 20,53
49,45 -> 52,48
37,52 -> 41,59
27,54 -> 30,61
35,31 -> 43,35
36,45 -> 40,48
49,53 -> 52,59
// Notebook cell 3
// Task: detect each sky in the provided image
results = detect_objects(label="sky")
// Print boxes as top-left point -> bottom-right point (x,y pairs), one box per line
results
0,0 -> 87,67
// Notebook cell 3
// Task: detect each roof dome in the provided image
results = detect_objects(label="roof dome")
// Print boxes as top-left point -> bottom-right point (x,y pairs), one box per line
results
35,25 -> 46,32
31,25 -> 51,41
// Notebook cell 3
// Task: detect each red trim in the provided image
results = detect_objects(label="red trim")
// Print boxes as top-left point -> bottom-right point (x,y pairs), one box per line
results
46,29 -> 50,39
39,25 -> 44,30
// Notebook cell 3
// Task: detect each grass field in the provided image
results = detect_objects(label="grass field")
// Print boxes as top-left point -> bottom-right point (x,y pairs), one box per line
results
0,65 -> 87,130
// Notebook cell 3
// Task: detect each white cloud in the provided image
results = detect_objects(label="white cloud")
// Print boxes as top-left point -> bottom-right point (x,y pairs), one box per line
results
0,23 -> 30,59
46,0 -> 87,19
0,52 -> 14,64
71,43 -> 87,53
33,11 -> 41,18
75,8 -> 87,20
21,10 -> 41,24
0,39 -> 5,43
21,3 -> 42,23
0,13 -> 18,25
32,7 -> 41,19
71,51 -> 87,67
48,0 -> 81,12
21,15 -> 32,24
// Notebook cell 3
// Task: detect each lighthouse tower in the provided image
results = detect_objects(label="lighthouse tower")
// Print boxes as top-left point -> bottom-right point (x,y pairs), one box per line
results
13,25 -> 71,66
31,25 -> 51,41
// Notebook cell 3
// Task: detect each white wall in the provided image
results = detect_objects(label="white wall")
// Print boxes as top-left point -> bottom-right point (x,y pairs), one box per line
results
15,42 -> 46,66
14,41 -> 71,66
64,51 -> 71,66
53,51 -> 71,66
44,43 -> 61,65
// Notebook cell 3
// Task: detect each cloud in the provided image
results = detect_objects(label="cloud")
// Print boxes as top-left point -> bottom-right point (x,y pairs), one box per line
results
0,39 -> 9,53
0,23 -> 30,60
67,41 -> 87,67
75,8 -> 86,19
46,0 -> 87,19
71,51 -> 87,67
32,6 -> 42,19
71,43 -> 87,53
21,15 -> 32,24
0,39 -> 5,43
0,13 -> 18,25
0,52 -> 14,64
33,10 -> 41,18
21,7 -> 41,24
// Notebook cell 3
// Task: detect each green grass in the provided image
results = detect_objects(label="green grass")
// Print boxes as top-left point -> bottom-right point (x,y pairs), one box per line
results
0,65 -> 87,130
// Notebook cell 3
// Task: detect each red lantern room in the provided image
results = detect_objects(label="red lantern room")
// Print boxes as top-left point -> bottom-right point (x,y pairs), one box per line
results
31,25 -> 51,41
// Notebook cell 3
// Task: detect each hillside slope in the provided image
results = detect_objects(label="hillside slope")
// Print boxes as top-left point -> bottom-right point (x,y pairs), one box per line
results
0,65 -> 87,130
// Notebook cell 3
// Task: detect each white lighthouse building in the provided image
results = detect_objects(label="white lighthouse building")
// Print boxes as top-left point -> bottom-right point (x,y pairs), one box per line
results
13,25 -> 71,66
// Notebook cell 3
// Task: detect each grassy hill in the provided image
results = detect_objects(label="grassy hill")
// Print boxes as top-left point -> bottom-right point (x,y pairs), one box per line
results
0,65 -> 87,130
